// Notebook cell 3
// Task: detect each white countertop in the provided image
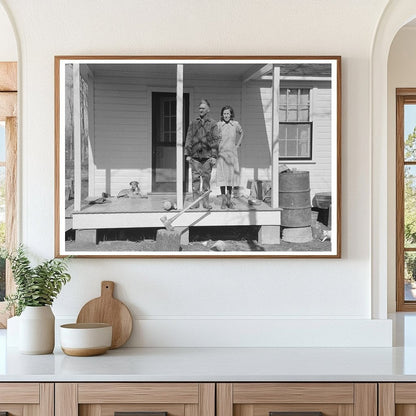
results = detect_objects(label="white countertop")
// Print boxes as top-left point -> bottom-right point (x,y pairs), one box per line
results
2,345 -> 416,382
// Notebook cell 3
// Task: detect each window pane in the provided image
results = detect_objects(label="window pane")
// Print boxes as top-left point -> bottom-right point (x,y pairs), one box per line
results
405,252 -> 416,301
299,107 -> 309,122
279,123 -> 311,159
279,89 -> 287,105
299,138 -> 310,157
288,89 -> 298,105
404,104 -> 416,162
405,165 -> 416,247
299,89 -> 310,105
287,107 -> 298,122
287,140 -> 297,156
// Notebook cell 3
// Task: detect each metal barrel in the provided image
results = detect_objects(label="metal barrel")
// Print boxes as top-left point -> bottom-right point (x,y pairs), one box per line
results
279,171 -> 311,227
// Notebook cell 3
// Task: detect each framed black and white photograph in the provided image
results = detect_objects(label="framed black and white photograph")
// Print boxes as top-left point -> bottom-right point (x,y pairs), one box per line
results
55,56 -> 341,258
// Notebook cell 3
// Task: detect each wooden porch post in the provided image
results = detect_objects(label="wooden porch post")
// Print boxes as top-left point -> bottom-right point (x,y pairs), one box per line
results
73,63 -> 81,212
176,64 -> 184,210
271,65 -> 280,208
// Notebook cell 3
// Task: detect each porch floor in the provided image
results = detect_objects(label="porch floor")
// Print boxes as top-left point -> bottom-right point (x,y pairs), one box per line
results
75,193 -> 275,214
69,193 -> 281,230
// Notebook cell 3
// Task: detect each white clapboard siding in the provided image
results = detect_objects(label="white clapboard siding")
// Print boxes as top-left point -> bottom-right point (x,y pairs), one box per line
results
92,72 -> 242,196
93,74 -> 172,196
239,80 -> 332,200
91,70 -> 332,200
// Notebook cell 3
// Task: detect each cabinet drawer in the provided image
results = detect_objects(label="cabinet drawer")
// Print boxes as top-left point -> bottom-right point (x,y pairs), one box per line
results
0,383 -> 53,416
56,383 -> 215,416
217,383 -> 376,416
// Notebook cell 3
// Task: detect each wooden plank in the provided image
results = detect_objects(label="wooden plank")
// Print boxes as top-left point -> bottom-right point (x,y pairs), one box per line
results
379,383 -> 395,416
354,384 -> 377,416
216,384 -> 233,416
0,62 -> 17,91
5,116 -> 17,293
72,209 -> 281,230
73,63 -> 82,212
0,383 -> 39,403
55,383 -> 78,416
242,64 -> 272,83
239,405 -> 253,416
23,404 -> 36,416
271,65 -> 280,209
78,383 -> 199,404
176,64 -> 184,210
396,405 -> 416,416
185,404 -> 198,416
79,404 -> 101,416
233,383 -> 354,404
337,404 -> 354,416
396,94 -> 406,311
397,88 -> 416,96
0,92 -> 17,120
39,383 -> 54,416
0,116 -> 17,326
199,384 -> 215,416
395,383 -> 416,403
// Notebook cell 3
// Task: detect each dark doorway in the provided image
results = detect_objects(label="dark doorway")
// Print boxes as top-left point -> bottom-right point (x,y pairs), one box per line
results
152,92 -> 190,193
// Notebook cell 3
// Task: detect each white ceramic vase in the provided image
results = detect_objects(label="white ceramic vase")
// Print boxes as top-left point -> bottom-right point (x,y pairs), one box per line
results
19,305 -> 55,354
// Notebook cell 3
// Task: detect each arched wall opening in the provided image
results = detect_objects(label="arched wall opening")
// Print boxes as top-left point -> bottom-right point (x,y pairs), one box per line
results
371,1 -> 416,318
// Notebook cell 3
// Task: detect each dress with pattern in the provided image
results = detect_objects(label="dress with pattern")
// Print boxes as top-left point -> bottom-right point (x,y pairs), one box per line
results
216,120 -> 243,186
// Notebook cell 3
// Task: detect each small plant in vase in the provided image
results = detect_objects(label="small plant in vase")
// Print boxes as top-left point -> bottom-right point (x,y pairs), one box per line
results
4,245 -> 71,354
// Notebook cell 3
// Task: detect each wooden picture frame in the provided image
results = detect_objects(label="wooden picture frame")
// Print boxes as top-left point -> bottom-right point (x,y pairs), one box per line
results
55,56 -> 341,258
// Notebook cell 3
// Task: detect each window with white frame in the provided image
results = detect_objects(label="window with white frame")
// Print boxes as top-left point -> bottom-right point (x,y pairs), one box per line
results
279,87 -> 312,160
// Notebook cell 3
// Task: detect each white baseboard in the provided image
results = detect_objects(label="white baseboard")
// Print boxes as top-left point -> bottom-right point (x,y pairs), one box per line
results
53,316 -> 394,348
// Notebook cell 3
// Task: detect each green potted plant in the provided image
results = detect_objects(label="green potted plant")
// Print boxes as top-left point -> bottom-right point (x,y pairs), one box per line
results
4,245 -> 71,354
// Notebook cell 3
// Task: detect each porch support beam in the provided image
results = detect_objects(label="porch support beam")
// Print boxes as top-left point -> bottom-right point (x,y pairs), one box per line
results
271,65 -> 280,208
73,63 -> 82,212
176,64 -> 184,210
242,63 -> 272,84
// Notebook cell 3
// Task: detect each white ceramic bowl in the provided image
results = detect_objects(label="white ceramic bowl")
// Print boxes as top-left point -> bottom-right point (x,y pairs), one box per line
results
60,323 -> 112,356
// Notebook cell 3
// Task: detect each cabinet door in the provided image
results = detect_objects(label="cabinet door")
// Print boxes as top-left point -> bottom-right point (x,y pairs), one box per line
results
55,383 -> 215,416
217,383 -> 377,416
379,383 -> 416,416
0,383 -> 53,416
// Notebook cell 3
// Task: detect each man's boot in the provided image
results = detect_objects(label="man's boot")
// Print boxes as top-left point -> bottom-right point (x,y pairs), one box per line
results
190,192 -> 200,209
220,194 -> 227,209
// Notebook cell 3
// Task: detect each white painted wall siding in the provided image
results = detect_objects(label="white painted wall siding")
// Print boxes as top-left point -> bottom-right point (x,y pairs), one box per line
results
93,73 -> 176,196
92,73 -> 243,195
240,80 -> 332,200
92,73 -> 331,199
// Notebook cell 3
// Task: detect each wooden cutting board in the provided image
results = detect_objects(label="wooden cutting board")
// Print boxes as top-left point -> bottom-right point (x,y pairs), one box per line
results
76,281 -> 133,349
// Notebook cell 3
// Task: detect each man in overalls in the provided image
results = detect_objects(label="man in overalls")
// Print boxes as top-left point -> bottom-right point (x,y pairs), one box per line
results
184,99 -> 220,209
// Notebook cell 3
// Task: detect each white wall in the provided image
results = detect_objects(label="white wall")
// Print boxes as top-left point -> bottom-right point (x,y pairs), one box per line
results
0,3 -> 16,61
0,0 -> 394,347
387,26 -> 416,312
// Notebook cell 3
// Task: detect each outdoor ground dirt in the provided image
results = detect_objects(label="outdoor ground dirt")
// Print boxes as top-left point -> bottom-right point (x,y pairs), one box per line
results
65,238 -> 331,252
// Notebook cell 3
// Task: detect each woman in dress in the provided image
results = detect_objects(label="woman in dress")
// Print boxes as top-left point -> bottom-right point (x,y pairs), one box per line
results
216,105 -> 244,209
